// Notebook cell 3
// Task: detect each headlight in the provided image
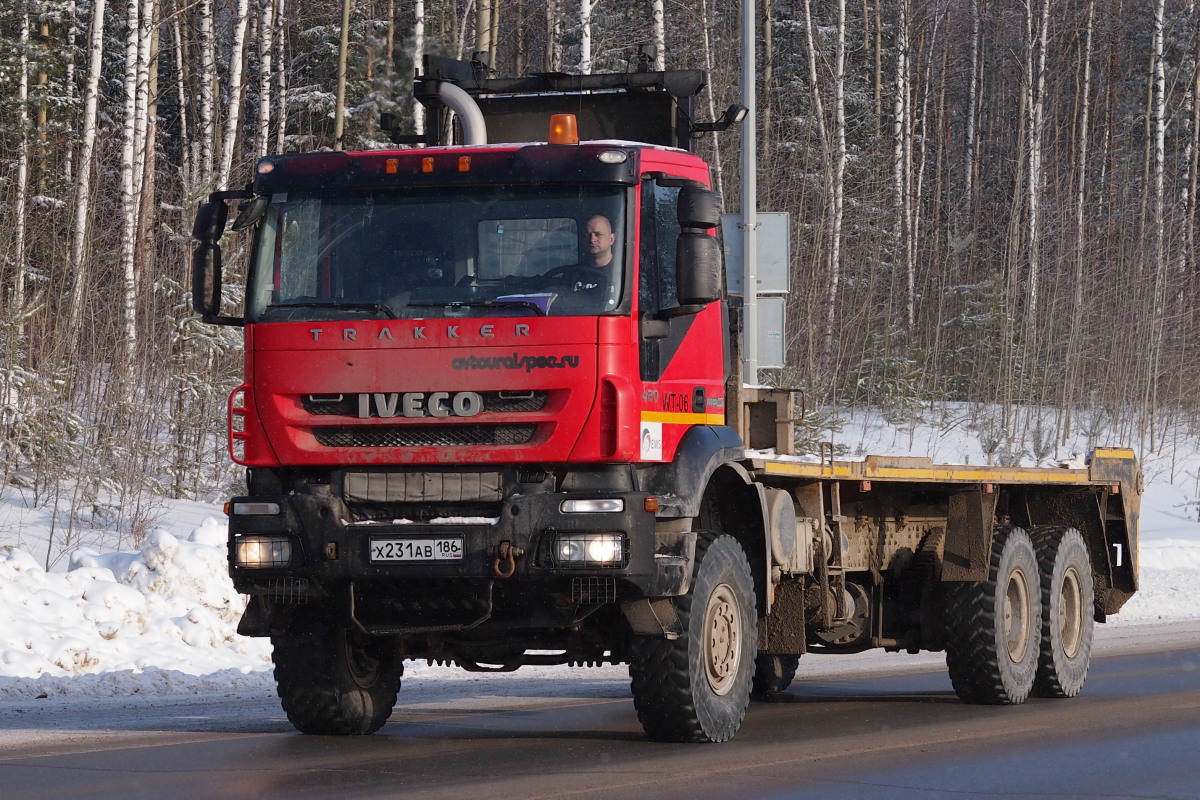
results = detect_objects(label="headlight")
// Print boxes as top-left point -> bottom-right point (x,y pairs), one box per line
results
552,533 -> 625,568
560,498 -> 624,514
234,535 -> 293,568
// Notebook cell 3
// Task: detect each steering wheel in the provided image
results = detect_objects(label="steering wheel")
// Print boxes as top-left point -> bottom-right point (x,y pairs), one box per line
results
541,264 -> 608,291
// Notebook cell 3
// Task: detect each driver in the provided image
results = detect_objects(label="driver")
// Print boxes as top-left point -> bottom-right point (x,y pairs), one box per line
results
585,215 -> 616,267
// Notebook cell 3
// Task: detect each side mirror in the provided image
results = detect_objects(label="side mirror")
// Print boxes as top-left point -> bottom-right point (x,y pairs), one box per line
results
677,187 -> 721,229
676,231 -> 722,306
192,199 -> 228,243
231,195 -> 270,232
192,241 -> 223,318
191,200 -> 237,324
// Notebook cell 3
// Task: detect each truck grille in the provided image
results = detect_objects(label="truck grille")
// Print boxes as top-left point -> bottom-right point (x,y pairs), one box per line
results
303,392 -> 547,416
314,424 -> 536,448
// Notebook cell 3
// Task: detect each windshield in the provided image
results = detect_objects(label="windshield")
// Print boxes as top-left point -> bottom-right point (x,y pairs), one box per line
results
246,186 -> 627,322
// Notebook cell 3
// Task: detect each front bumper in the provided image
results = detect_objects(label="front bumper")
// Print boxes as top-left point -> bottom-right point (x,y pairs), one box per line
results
227,479 -> 693,634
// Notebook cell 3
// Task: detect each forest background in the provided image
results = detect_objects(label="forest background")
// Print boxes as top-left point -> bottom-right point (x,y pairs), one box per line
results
1,0 -> 1198,561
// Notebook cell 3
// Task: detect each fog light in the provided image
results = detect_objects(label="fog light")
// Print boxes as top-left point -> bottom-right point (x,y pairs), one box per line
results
235,535 -> 293,568
560,498 -> 624,514
552,533 -> 625,568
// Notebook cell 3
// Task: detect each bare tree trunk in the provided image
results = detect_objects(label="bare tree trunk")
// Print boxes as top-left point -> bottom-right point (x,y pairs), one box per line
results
1064,0 -> 1095,439
414,0 -> 426,134
65,0 -> 79,184
334,0 -> 350,150
826,0 -> 847,378
893,0 -> 915,334
12,3 -> 32,334
652,0 -> 665,70
477,0 -> 493,60
965,0 -> 980,207
256,0 -> 275,159
546,0 -> 560,71
762,0 -> 773,145
579,0 -> 593,74
199,0 -> 215,183
1180,0 -> 1199,307
68,0 -> 107,350
172,13 -> 193,194
700,0 -> 724,198
874,0 -> 882,137
1146,0 -> 1168,445
1023,0 -> 1049,333
275,0 -> 288,154
119,0 -> 147,360
136,0 -> 161,334
217,0 -> 250,189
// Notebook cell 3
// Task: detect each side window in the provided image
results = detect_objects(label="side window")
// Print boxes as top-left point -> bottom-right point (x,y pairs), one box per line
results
276,197 -> 322,300
639,180 -> 683,381
638,181 -> 681,317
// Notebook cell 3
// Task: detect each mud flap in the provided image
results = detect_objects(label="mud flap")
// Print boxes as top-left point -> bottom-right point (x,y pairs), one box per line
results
622,597 -> 684,639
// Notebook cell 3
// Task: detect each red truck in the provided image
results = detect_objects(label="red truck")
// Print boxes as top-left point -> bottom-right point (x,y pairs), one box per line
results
192,57 -> 1140,743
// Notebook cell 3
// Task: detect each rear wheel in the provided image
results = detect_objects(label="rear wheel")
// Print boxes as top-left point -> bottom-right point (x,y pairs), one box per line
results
943,526 -> 1041,704
751,654 -> 800,700
1029,526 -> 1094,697
629,532 -> 758,742
272,610 -> 403,735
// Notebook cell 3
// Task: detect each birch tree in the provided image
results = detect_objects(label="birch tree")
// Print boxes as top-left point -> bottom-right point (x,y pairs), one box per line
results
651,0 -> 665,70
964,0 -> 980,209
580,0 -> 594,74
199,0 -> 215,183
414,0 -> 425,134
67,0 -> 108,347
11,3 -> 32,335
1023,0 -> 1049,332
893,0 -> 915,334
256,0 -> 275,159
1063,0 -> 1095,435
275,0 -> 288,153
822,0 -> 848,377
216,0 -> 250,191
1145,0 -> 1168,443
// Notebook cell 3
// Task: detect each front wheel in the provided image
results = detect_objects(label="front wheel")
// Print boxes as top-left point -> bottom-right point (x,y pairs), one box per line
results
943,526 -> 1042,705
1029,527 -> 1095,697
629,532 -> 758,742
271,610 -> 403,735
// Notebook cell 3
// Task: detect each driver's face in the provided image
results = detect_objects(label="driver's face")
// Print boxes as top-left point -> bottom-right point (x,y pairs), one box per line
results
586,217 -> 615,265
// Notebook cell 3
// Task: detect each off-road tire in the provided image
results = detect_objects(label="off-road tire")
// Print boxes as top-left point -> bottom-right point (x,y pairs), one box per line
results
751,654 -> 800,700
629,532 -> 758,742
943,526 -> 1041,705
272,610 -> 403,735
1029,526 -> 1094,698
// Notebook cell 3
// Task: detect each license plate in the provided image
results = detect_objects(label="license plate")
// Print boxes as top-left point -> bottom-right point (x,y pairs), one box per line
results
370,538 -> 464,562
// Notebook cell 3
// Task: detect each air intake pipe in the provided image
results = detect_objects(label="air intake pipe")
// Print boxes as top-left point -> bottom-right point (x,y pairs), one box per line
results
437,81 -> 488,145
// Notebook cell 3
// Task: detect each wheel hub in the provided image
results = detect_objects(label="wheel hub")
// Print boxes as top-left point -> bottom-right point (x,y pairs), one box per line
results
1059,566 -> 1083,658
1003,568 -> 1031,664
704,583 -> 741,696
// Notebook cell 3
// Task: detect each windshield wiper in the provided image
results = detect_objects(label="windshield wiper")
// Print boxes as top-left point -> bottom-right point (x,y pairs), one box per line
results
407,299 -> 548,317
267,301 -> 397,319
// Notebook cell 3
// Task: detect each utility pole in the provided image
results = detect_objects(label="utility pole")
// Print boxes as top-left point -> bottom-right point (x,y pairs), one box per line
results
741,0 -> 759,384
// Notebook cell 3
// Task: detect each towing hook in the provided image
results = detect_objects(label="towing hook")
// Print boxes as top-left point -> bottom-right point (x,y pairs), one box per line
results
492,541 -> 524,579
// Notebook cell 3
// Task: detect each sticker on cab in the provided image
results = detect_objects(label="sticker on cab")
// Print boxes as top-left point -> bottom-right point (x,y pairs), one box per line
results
640,421 -> 663,461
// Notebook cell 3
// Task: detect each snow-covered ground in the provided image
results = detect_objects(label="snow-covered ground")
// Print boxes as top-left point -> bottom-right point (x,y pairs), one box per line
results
1,406 -> 1199,702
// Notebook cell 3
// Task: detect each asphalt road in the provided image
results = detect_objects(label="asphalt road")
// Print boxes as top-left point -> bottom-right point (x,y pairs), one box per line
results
1,625 -> 1198,800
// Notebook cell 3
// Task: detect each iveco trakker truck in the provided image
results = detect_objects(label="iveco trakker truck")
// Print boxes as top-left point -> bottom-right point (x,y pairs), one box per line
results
192,56 -> 1140,743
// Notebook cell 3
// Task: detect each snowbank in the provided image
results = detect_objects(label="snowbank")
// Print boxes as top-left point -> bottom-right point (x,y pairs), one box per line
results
0,520 -> 272,697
